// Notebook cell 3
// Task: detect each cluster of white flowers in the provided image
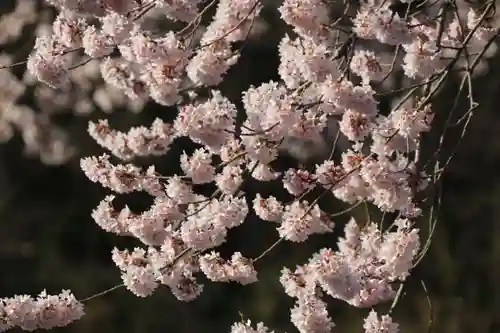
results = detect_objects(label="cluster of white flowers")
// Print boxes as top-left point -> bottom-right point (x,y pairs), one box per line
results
1,0 -> 499,331
363,309 -> 400,333
111,245 -> 203,300
277,218 -> 418,332
88,118 -> 175,160
0,290 -> 84,332
199,251 -> 258,285
230,320 -> 273,333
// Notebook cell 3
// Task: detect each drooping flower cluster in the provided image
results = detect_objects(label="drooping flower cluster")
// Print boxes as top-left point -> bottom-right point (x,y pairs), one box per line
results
278,218 -> 418,332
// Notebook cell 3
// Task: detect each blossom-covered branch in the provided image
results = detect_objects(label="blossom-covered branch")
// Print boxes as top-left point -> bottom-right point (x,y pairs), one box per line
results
0,0 -> 498,332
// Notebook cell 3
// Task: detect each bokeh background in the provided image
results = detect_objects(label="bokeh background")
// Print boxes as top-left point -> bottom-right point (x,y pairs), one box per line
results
1,1 -> 500,332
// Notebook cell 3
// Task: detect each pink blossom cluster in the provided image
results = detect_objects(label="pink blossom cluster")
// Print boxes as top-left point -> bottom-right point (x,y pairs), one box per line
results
281,218 -> 420,306
1,0 -> 499,331
88,118 -> 175,160
230,320 -> 274,333
363,309 -> 400,333
275,218 -> 417,332
0,290 -> 84,332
